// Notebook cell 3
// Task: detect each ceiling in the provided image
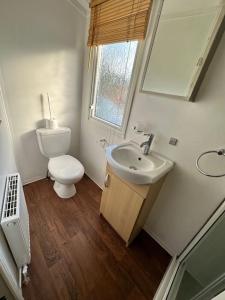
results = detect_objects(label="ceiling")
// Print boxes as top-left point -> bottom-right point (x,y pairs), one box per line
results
68,0 -> 89,16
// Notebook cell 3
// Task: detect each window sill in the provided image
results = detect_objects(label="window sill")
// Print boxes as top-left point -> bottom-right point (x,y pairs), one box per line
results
89,115 -> 126,138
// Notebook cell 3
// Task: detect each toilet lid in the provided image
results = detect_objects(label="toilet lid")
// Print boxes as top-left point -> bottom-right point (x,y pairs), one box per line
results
48,155 -> 84,181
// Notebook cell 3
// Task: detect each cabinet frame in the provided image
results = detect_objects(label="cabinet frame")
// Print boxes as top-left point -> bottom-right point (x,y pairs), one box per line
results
100,165 -> 166,246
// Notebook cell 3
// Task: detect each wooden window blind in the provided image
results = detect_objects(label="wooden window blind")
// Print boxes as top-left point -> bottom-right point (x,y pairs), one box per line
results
87,0 -> 152,47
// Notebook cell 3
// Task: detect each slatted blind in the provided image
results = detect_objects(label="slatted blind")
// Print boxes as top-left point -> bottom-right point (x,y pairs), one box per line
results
88,0 -> 152,47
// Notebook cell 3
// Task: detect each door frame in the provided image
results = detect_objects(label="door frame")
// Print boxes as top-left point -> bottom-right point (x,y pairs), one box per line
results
0,260 -> 23,300
154,198 -> 225,300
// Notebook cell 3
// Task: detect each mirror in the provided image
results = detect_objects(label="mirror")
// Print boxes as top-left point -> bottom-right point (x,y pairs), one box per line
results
141,0 -> 225,101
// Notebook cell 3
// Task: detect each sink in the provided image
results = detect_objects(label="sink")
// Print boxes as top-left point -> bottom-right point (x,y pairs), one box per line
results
105,143 -> 174,184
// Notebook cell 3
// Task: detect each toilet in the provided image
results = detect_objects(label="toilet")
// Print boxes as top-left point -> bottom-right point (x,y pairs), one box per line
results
36,127 -> 84,198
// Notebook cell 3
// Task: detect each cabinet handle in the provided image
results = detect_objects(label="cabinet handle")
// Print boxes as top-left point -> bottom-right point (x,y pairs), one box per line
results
104,174 -> 110,188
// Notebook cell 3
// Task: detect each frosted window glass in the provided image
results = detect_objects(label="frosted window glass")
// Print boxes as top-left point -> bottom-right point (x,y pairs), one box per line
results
94,41 -> 138,127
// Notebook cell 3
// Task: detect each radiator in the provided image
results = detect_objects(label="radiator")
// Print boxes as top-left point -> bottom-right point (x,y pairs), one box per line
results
1,173 -> 31,269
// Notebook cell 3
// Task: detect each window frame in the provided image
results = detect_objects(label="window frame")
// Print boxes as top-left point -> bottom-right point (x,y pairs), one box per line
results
89,41 -> 142,136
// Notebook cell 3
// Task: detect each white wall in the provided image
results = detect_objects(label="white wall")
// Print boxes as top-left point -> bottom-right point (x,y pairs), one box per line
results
0,90 -> 17,196
0,0 -> 86,183
80,27 -> 225,255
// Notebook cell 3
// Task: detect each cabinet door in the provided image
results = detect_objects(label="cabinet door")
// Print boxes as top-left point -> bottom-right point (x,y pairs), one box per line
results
100,172 -> 144,242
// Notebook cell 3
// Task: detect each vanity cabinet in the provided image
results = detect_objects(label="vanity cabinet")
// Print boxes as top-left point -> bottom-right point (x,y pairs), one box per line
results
100,165 -> 165,246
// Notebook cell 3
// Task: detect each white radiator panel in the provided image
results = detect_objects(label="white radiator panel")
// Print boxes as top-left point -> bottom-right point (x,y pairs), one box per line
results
1,173 -> 31,269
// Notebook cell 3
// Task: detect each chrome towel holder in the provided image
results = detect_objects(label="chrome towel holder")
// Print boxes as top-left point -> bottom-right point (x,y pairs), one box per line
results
196,149 -> 225,177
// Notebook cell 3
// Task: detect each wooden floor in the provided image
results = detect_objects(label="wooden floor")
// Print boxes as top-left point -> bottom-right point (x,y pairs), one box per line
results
23,175 -> 171,300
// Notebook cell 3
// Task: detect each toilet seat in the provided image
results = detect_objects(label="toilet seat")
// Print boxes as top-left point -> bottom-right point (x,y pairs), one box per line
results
48,155 -> 84,185
48,155 -> 84,198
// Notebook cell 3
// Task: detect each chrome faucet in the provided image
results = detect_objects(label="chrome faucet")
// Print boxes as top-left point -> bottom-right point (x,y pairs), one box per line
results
140,133 -> 154,155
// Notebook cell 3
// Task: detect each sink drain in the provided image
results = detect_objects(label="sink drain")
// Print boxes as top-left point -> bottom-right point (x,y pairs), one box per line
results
129,165 -> 138,170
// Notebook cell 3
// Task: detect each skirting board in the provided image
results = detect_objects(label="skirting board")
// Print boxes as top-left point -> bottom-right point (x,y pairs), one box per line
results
84,170 -> 104,190
22,171 -> 101,188
145,227 -> 175,257
23,175 -> 46,186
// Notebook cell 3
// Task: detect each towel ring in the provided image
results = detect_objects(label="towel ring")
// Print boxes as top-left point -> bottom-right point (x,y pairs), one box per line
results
196,149 -> 225,177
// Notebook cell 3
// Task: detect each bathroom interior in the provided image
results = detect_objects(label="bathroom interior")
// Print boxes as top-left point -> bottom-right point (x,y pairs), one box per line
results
0,0 -> 225,299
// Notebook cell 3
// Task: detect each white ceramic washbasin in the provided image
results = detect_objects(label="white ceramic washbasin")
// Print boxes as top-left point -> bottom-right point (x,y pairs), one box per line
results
106,143 -> 174,184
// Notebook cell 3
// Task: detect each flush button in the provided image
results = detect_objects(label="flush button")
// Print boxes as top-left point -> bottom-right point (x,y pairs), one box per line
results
169,137 -> 178,146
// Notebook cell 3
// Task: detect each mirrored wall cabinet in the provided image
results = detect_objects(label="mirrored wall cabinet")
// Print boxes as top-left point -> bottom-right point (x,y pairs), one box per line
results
141,0 -> 225,101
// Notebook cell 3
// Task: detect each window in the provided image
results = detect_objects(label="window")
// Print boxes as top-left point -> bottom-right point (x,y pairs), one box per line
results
90,41 -> 138,129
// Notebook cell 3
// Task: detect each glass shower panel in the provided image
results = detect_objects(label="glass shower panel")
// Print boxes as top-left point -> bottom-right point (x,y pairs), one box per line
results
167,209 -> 225,300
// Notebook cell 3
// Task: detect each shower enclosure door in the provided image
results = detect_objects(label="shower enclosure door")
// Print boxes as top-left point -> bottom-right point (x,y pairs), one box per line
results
154,199 -> 225,300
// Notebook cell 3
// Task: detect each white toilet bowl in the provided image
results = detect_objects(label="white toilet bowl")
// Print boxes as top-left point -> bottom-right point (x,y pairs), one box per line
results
48,155 -> 84,198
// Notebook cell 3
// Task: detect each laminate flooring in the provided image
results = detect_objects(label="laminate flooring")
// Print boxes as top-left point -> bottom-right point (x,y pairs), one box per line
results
23,176 -> 171,300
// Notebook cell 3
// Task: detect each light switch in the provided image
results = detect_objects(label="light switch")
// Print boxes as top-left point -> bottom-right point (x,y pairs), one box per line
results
169,137 -> 178,146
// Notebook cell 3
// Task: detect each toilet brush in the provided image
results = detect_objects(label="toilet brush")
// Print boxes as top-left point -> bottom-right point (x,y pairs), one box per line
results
46,93 -> 58,129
